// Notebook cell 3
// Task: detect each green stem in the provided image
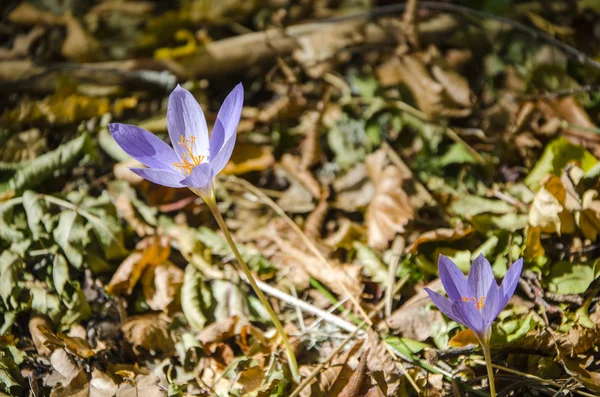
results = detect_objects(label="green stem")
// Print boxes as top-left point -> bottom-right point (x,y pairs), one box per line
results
481,341 -> 496,397
202,195 -> 300,382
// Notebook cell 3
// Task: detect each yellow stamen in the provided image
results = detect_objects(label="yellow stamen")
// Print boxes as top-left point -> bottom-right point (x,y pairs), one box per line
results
172,136 -> 205,175
461,296 -> 486,309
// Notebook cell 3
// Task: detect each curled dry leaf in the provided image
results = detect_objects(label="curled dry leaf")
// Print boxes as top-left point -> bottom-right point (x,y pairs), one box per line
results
339,349 -> 370,397
8,2 -> 65,26
376,51 -> 472,119
407,227 -> 475,253
29,315 -> 53,356
280,153 -> 321,199
365,150 -> 415,250
115,374 -> 166,397
107,235 -> 171,296
529,181 -> 576,235
198,316 -> 239,347
121,314 -> 174,356
366,329 -> 401,396
61,13 -> 104,62
39,326 -> 95,359
141,260 -> 184,313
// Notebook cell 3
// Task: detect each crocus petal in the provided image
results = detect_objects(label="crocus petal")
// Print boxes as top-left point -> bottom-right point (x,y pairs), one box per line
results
167,85 -> 209,160
482,281 -> 501,328
425,288 -> 463,324
109,123 -> 179,170
452,300 -> 485,335
468,254 -> 495,300
130,168 -> 185,188
209,83 -> 243,159
438,255 -> 469,301
499,258 -> 523,303
180,163 -> 213,190
209,119 -> 236,175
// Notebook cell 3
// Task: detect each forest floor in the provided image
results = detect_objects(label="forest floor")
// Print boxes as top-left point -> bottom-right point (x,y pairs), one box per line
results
1,1 -> 600,396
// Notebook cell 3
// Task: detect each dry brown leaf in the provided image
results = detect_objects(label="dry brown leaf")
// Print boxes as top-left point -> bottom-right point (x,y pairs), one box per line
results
366,329 -> 401,396
40,327 -> 95,359
528,186 -> 573,234
262,218 -> 362,297
333,163 -> 375,212
376,52 -> 472,119
339,349 -> 370,397
222,143 -> 275,175
107,235 -> 171,296
0,128 -> 47,162
121,314 -> 174,356
407,227 -> 475,253
50,349 -> 80,382
141,260 -> 184,313
61,13 -> 104,62
299,110 -> 323,169
114,193 -> 154,237
364,386 -> 385,397
90,369 -> 118,397
29,315 -> 53,356
365,150 -> 415,250
280,153 -> 321,199
8,2 -> 65,25
49,369 -> 89,397
198,316 -> 239,347
87,1 -> 155,17
115,374 -> 166,397
304,188 -> 329,240
0,26 -> 45,61
386,279 -> 443,341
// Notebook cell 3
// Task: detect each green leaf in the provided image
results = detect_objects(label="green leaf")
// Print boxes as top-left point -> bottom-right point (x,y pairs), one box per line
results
547,260 -> 600,295
449,195 -> 515,218
52,253 -> 70,296
493,313 -> 537,344
0,201 -> 25,243
181,263 -> 213,331
30,287 -> 62,324
385,336 -> 432,357
353,242 -> 388,283
525,137 -> 598,190
53,210 -> 87,269
438,143 -> 477,166
22,190 -> 51,240
0,252 -> 28,313
0,348 -> 23,396
0,133 -> 94,196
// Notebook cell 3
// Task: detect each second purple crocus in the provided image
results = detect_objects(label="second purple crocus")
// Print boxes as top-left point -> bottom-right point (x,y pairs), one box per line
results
425,254 -> 523,342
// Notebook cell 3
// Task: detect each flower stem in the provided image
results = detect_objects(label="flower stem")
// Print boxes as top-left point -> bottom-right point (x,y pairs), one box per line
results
202,195 -> 300,382
481,341 -> 496,397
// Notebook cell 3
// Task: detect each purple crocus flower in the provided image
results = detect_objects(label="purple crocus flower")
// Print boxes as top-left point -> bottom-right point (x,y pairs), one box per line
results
425,254 -> 523,341
108,83 -> 243,194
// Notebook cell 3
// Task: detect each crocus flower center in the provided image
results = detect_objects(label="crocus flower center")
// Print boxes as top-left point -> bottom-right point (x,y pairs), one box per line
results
462,296 -> 486,310
172,136 -> 206,175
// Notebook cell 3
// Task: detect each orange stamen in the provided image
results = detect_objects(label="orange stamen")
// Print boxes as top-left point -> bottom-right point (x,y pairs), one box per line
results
461,296 -> 486,309
172,136 -> 205,175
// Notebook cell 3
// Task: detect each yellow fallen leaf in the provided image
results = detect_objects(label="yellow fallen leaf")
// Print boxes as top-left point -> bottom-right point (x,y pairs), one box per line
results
222,143 -> 275,175
449,329 -> 479,347
107,235 -> 170,295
